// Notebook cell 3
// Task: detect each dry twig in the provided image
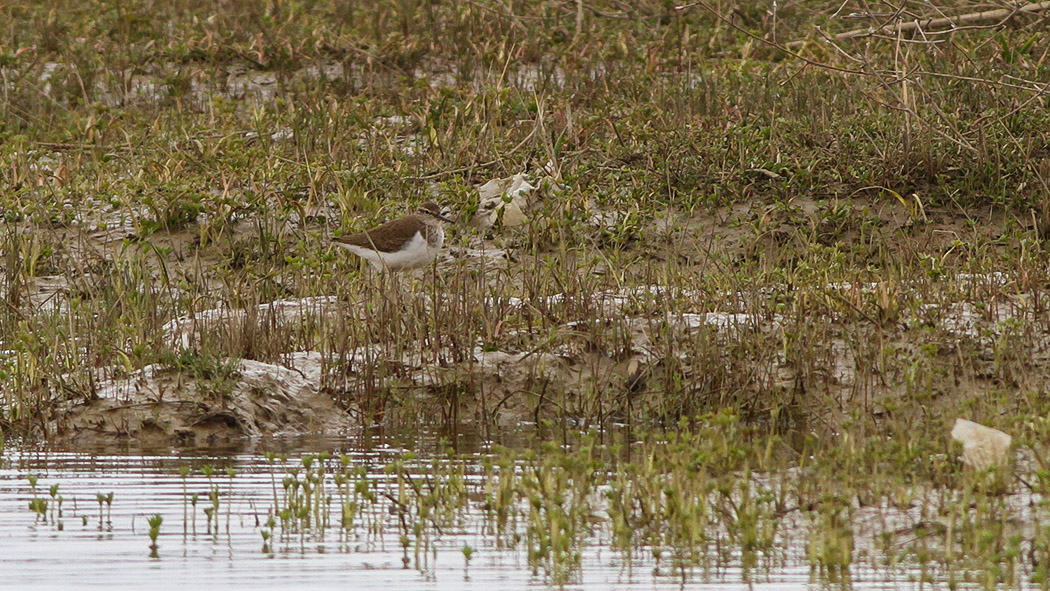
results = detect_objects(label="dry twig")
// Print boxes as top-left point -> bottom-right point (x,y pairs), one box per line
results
787,1 -> 1050,48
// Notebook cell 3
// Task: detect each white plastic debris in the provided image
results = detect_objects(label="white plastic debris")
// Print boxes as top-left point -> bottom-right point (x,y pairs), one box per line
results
472,172 -> 533,228
950,418 -> 1012,470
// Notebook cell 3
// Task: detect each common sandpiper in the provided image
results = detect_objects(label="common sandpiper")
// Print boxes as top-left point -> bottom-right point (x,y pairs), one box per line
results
333,202 -> 453,271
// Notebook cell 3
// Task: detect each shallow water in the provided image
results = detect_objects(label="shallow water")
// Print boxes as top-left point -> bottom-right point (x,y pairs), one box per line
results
0,433 -> 1001,590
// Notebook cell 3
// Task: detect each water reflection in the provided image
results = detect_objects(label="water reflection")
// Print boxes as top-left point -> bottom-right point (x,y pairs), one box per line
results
0,428 -> 1008,590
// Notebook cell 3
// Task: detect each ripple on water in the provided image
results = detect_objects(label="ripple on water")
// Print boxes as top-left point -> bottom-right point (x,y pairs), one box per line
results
0,440 -> 985,590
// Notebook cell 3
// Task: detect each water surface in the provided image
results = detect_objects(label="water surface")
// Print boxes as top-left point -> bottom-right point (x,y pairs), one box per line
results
0,433 -> 995,590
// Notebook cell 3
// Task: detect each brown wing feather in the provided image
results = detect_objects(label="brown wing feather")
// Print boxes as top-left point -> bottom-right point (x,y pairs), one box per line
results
333,214 -> 425,253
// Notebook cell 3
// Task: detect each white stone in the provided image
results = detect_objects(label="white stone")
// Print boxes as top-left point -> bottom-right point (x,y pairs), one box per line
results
951,418 -> 1012,470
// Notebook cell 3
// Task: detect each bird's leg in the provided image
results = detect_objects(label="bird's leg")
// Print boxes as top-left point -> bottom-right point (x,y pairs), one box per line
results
422,262 -> 442,365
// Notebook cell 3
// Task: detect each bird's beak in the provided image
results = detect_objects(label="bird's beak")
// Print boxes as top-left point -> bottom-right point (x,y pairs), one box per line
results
435,210 -> 455,223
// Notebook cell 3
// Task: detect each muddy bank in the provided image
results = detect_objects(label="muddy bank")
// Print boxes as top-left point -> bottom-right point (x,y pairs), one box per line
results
50,354 -> 349,448
47,268 -> 1041,448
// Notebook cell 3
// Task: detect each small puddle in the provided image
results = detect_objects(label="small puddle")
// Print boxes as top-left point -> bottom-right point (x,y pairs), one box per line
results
0,433 -> 999,589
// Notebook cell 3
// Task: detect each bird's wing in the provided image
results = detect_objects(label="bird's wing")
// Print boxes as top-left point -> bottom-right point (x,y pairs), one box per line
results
333,215 -> 422,253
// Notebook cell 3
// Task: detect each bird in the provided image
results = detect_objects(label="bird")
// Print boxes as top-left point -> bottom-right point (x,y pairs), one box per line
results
333,202 -> 454,271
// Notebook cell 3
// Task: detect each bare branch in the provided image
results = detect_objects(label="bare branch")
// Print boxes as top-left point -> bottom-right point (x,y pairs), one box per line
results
787,1 -> 1050,48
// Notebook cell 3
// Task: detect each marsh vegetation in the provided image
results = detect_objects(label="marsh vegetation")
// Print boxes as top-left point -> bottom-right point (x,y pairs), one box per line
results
1,0 -> 1050,587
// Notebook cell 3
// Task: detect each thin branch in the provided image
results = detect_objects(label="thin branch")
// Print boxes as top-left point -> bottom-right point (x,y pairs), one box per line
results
788,1 -> 1050,48
915,71 -> 1048,93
